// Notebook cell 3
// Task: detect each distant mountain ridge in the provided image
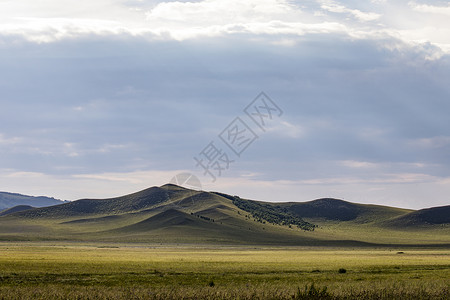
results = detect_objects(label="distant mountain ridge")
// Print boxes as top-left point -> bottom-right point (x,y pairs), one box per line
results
0,184 -> 448,246
0,191 -> 66,211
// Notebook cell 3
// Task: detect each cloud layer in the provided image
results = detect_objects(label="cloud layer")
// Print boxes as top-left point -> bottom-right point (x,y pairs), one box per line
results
0,1 -> 449,209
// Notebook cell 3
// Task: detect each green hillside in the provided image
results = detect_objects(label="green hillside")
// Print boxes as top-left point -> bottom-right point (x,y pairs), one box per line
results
0,184 -> 448,246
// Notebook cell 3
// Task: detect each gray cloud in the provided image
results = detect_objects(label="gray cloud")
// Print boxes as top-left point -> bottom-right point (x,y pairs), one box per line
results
0,22 -> 449,208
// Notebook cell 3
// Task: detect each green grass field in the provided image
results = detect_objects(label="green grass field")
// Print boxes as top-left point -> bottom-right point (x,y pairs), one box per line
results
0,242 -> 449,299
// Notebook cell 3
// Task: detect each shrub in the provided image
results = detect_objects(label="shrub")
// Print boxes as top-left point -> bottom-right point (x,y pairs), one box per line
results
294,283 -> 332,299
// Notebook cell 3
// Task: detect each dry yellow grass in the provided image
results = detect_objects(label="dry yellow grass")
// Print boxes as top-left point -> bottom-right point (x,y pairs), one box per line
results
0,242 -> 449,299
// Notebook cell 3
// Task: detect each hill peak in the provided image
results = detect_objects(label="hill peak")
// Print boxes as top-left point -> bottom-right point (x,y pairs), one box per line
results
160,183 -> 189,190
306,198 -> 353,206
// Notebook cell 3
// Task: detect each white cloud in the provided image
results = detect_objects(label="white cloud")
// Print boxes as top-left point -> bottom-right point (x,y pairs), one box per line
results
0,133 -> 21,145
0,0 -> 344,41
288,173 -> 436,185
0,0 -> 144,42
143,0 -> 346,40
339,160 -> 378,169
411,3 -> 450,16
320,1 -> 381,22
266,121 -> 305,139
63,143 -> 80,158
0,0 -> 449,56
146,0 -> 295,23
410,136 -> 450,149
1,1 -> 450,211
96,144 -> 130,154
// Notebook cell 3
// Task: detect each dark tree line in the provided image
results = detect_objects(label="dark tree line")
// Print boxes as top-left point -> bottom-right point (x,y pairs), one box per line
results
215,193 -> 316,231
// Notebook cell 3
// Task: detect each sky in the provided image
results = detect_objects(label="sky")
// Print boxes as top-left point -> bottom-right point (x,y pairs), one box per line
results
1,0 -> 450,209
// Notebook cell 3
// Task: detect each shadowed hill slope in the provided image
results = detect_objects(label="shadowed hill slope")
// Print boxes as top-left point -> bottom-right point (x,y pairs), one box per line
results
382,205 -> 450,227
284,199 -> 413,223
282,198 -> 364,221
0,205 -> 34,216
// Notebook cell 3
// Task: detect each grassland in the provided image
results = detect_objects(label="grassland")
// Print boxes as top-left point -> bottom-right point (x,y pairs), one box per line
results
0,242 -> 449,299
1,186 -> 449,298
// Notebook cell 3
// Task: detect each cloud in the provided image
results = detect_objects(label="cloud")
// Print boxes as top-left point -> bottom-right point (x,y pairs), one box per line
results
410,136 -> 450,149
0,0 -> 447,66
0,1 -> 130,41
2,33 -> 449,176
320,1 -> 381,22
338,160 -> 378,169
411,3 -> 450,16
0,1 -> 449,210
0,133 -> 22,145
265,120 -> 305,139
0,0 -> 446,56
146,0 -> 295,23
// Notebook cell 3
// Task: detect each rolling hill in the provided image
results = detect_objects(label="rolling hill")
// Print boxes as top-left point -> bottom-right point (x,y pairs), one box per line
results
0,184 -> 448,246
0,205 -> 34,216
0,192 -> 66,210
382,205 -> 450,227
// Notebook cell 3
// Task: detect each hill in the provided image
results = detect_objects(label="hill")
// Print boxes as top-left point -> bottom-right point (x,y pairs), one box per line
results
16,186 -> 171,219
0,192 -> 66,210
0,184 -> 448,246
382,205 -> 450,227
0,205 -> 34,216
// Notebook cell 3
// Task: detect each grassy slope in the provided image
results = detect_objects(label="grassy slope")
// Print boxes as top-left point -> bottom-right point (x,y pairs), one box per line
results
0,184 -> 449,246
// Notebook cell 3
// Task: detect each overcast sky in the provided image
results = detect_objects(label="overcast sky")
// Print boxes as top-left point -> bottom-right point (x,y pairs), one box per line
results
1,0 -> 450,209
